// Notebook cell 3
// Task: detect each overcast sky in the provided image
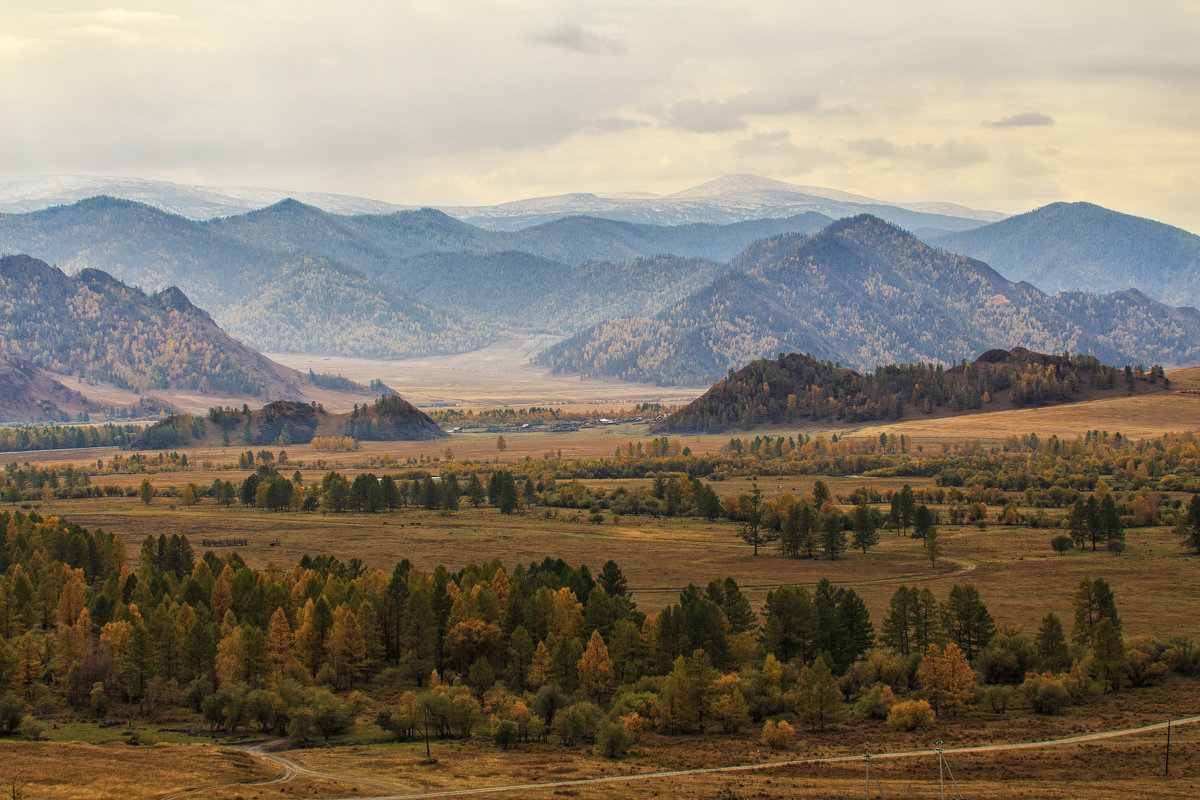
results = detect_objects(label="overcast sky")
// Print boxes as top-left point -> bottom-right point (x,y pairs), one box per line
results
3,1 -> 1198,229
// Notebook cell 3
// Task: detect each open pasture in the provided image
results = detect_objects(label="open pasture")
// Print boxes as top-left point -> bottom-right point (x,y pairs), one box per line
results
47,482 -> 1200,640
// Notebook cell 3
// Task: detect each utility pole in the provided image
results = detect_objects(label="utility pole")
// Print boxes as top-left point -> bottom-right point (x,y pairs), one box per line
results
935,741 -> 963,800
863,750 -> 885,799
423,706 -> 432,762
1165,719 -> 1172,777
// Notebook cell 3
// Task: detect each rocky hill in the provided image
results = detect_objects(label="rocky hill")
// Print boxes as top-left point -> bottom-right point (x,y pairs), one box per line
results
537,216 -> 1200,385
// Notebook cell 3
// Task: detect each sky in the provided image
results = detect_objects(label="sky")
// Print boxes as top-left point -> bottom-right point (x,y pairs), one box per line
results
2,1 -> 1199,230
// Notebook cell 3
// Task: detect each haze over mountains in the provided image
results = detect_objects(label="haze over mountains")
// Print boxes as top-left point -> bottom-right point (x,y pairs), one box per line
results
2,175 -> 1199,412
0,174 -> 1001,235
933,202 -> 1200,308
537,216 -> 1200,384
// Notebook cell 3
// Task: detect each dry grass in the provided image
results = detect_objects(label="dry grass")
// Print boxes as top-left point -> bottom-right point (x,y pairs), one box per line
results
284,679 -> 1200,799
43,484 -> 1200,639
0,740 -> 278,800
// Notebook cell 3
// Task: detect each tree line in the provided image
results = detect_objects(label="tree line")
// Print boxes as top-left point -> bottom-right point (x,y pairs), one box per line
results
0,510 -> 1193,751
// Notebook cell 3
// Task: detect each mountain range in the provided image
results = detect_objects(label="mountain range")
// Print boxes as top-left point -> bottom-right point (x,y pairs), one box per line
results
932,202 -> 1200,308
3,176 -> 1200,401
536,216 -> 1200,385
0,196 -> 833,354
0,173 -> 1002,235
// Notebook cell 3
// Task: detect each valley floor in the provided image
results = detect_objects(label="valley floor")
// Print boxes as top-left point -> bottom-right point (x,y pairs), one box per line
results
266,335 -> 706,411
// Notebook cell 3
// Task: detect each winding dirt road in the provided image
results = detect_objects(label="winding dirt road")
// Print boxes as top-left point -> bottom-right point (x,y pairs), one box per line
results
210,714 -> 1198,800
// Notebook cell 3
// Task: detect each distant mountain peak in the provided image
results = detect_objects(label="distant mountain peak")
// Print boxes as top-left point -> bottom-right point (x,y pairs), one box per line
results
669,174 -> 806,198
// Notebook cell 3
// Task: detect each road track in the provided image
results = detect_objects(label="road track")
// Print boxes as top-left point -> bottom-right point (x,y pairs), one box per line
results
210,714 -> 1199,800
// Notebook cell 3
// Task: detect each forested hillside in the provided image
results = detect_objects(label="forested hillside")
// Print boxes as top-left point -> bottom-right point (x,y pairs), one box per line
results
934,202 -> 1200,308
664,348 -> 1167,432
402,252 -> 726,333
537,216 -> 1200,385
0,198 -> 489,358
0,197 -> 833,358
0,255 -> 306,397
130,395 -> 445,450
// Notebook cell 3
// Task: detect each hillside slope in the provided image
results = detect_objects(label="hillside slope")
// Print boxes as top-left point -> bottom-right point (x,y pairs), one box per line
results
0,254 -> 311,398
0,198 -> 486,358
0,355 -> 98,423
537,216 -> 1200,385
663,347 -> 1167,432
130,395 -> 445,450
933,202 -> 1200,307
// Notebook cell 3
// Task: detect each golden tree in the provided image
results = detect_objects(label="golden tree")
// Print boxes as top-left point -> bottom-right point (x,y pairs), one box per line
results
577,629 -> 614,699
918,642 -> 975,715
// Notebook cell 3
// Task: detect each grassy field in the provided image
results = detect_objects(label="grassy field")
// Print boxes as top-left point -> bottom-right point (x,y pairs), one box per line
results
42,484 -> 1200,640
4,378 -> 1200,798
3,679 -> 1196,799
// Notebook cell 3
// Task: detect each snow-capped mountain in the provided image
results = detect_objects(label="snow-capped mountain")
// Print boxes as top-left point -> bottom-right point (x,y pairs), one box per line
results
0,173 -> 1005,233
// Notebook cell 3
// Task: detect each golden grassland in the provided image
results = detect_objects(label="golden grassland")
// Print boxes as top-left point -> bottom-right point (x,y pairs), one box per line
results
2,680 -> 1197,799
4,382 -> 1200,799
5,386 -> 1200,476
36,487 -> 1200,641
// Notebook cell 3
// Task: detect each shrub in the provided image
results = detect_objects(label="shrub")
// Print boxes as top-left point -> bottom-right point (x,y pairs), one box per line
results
1051,535 -> 1074,554
886,700 -> 935,731
0,695 -> 25,736
1020,674 -> 1072,714
595,719 -> 632,758
493,718 -> 517,750
760,719 -> 796,750
287,707 -> 316,742
981,685 -> 1012,714
854,683 -> 896,720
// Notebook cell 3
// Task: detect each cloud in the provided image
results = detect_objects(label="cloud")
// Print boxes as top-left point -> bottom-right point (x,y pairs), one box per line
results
849,138 -> 989,169
983,112 -> 1055,128
529,22 -> 626,54
665,89 -> 820,133
588,117 -> 649,134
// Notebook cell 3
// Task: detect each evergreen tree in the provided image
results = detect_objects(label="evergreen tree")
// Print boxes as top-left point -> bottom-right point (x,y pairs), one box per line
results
821,509 -> 845,560
851,501 -> 878,553
1034,612 -> 1070,672
941,584 -> 994,658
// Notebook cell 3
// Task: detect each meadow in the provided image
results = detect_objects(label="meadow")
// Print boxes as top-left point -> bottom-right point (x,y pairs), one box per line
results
3,380 -> 1200,799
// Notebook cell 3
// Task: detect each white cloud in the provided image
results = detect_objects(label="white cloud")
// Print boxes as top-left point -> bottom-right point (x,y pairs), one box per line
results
528,21 -> 626,54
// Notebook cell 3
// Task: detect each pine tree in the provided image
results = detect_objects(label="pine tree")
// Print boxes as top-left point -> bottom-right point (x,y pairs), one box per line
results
1034,613 -> 1070,671
1091,618 -> 1126,691
821,509 -> 845,560
918,642 -> 974,715
795,658 -> 843,731
881,586 -> 916,656
941,584 -> 994,658
851,501 -> 878,553
266,607 -> 293,677
577,630 -> 615,699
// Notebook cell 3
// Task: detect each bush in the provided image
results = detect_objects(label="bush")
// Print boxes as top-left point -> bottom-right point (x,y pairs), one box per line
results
885,700 -> 935,731
551,701 -> 602,746
595,719 -> 632,758
1051,535 -> 1074,554
853,683 -> 896,720
760,719 -> 796,750
1020,674 -> 1072,714
288,707 -> 316,742
981,685 -> 1012,715
493,718 -> 517,751
0,695 -> 25,736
